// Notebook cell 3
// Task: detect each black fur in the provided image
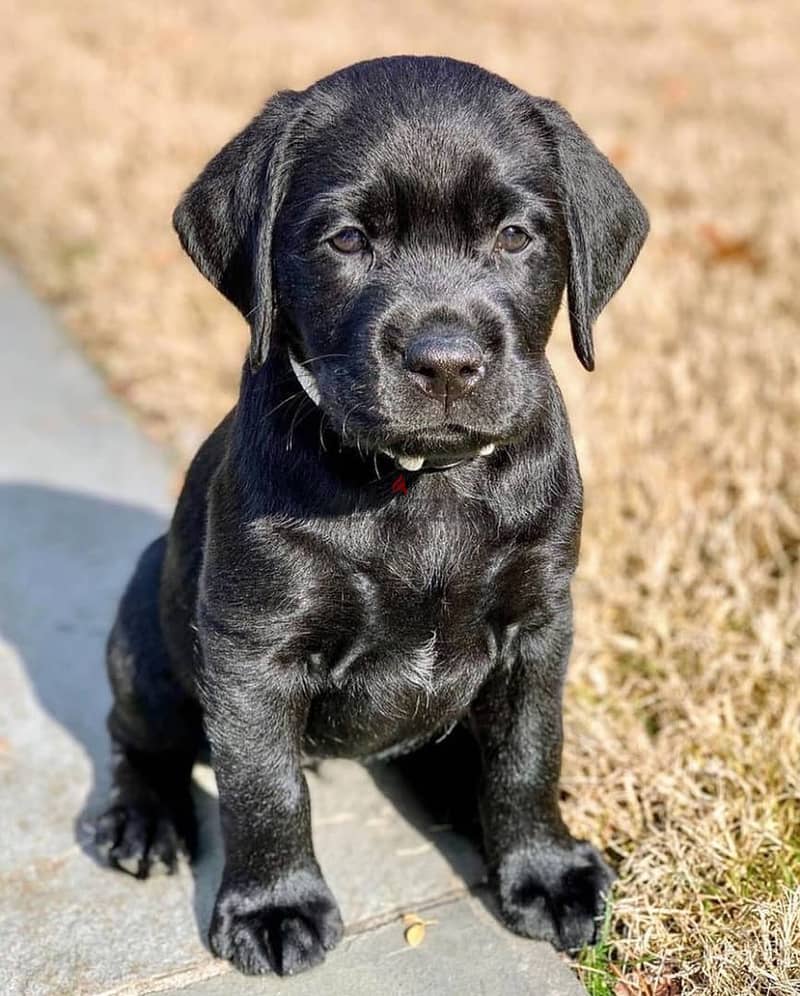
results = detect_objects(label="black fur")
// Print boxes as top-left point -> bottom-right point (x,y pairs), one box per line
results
94,56 -> 648,976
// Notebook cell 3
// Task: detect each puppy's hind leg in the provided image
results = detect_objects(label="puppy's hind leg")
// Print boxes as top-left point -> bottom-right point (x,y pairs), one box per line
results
93,536 -> 203,878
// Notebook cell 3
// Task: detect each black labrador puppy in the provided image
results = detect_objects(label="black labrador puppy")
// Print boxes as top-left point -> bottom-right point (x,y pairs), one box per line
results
94,55 -> 648,977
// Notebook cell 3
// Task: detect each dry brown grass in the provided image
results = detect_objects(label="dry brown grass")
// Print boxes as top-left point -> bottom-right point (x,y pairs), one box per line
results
2,2 -> 798,992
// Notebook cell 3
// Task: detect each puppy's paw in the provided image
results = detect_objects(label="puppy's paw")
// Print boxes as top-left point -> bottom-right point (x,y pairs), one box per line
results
494,837 -> 615,953
92,798 -> 195,878
209,868 -> 344,976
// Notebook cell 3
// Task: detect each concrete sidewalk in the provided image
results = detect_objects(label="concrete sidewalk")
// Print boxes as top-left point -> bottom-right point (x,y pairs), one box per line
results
0,261 -> 586,996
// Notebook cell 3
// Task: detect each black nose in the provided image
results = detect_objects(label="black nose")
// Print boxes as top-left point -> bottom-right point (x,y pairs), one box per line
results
403,334 -> 485,401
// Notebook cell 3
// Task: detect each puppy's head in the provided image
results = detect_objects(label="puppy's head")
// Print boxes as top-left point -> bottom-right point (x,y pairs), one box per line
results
174,56 -> 648,463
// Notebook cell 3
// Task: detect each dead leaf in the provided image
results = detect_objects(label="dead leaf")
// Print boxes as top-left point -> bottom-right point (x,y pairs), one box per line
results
698,223 -> 763,269
611,964 -> 681,996
401,912 -> 437,948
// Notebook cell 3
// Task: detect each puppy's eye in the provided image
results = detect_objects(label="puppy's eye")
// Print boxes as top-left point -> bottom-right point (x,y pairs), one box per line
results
494,226 -> 531,254
329,228 -> 369,254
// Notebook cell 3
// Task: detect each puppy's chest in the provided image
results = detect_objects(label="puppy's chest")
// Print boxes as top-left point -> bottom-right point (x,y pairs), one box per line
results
303,534 -> 508,757
319,509 -> 530,673
328,553 -> 490,673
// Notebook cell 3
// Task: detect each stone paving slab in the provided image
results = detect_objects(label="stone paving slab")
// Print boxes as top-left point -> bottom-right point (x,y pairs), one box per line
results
159,894 -> 587,996
0,261 -> 586,995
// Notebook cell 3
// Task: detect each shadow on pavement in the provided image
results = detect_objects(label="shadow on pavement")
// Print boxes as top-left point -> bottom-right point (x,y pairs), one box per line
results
0,483 -> 167,793
366,722 -> 488,885
0,482 -> 226,946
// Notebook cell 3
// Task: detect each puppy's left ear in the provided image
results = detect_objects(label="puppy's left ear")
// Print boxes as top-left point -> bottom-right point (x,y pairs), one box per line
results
173,90 -> 302,371
532,99 -> 649,371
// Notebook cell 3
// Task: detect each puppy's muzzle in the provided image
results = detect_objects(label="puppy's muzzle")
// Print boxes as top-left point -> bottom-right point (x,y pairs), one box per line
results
403,333 -> 485,402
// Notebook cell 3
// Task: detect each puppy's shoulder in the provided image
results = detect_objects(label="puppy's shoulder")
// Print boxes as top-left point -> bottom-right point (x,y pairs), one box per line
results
166,409 -> 237,557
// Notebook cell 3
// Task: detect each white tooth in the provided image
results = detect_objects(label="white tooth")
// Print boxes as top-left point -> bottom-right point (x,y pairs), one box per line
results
479,443 -> 496,456
398,455 -> 425,471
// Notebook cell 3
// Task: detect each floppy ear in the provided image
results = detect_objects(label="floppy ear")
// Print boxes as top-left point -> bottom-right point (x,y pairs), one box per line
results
532,99 -> 649,371
172,90 -> 301,371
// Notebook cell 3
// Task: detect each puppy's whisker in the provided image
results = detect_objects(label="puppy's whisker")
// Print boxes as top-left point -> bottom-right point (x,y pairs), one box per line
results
264,390 -> 304,420
296,353 -> 348,366
341,401 -> 365,441
286,395 -> 312,451
242,294 -> 271,323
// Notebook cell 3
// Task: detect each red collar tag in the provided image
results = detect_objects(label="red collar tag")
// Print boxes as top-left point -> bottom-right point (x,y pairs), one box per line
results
391,473 -> 408,496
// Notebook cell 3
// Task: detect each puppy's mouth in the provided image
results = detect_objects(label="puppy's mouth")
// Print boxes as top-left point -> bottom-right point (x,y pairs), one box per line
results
288,352 -> 502,468
388,446 -> 495,472
377,427 -> 498,471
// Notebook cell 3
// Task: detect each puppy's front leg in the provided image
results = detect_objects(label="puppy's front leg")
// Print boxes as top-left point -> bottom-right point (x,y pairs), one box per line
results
199,628 -> 343,977
472,601 -> 614,953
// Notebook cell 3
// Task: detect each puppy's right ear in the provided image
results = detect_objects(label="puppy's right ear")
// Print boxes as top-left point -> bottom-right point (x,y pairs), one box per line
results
173,90 -> 301,371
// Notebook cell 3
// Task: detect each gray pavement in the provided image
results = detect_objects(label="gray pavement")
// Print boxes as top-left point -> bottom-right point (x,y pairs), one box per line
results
0,261 -> 586,995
